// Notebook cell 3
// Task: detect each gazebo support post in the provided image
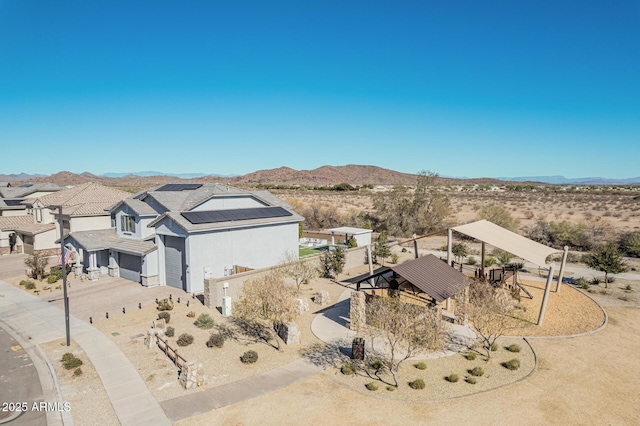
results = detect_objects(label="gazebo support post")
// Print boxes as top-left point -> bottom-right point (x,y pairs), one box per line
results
537,263 -> 556,326
556,246 -> 569,293
480,242 -> 486,279
446,228 -> 452,266
413,233 -> 418,259
367,245 -> 374,288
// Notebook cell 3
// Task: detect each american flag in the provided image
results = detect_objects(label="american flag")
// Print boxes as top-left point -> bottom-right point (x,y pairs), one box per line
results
58,248 -> 72,266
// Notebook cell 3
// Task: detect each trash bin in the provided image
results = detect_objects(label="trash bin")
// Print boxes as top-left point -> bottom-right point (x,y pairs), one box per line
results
352,337 -> 365,360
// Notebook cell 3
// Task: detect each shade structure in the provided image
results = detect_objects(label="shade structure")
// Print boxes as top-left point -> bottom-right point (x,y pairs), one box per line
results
452,219 -> 560,267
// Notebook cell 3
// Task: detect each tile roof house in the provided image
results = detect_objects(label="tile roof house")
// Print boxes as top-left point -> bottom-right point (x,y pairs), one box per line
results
0,182 -> 64,217
11,183 -> 130,256
67,183 -> 303,293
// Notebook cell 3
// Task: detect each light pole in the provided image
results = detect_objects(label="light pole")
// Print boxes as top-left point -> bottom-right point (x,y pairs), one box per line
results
57,206 -> 71,346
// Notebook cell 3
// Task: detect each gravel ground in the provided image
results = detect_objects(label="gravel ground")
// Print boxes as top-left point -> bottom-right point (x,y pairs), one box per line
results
40,339 -> 119,426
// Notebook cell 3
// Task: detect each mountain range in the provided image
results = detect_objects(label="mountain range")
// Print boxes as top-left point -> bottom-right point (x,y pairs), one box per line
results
1,167 -> 639,187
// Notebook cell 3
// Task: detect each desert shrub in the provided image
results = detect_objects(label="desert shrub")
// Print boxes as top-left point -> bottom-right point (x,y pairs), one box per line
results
73,368 -> 83,377
19,279 -> 31,286
414,362 -> 427,370
240,350 -> 258,364
176,333 -> 194,347
470,366 -> 485,377
157,298 -> 174,311
606,276 -> 615,283
187,311 -> 196,317
63,357 -> 83,370
574,277 -> 590,289
370,360 -> 383,371
401,247 -> 407,253
386,385 -> 396,391
24,253 -> 47,280
391,253 -> 399,264
25,281 -> 36,290
467,256 -> 477,265
490,342 -> 499,352
503,358 -> 521,370
165,326 -> 175,337
409,378 -> 426,389
194,313 -> 215,329
446,373 -> 459,383
591,277 -> 602,285
340,363 -> 356,375
47,275 -> 59,284
365,382 -> 379,391
466,376 -> 477,384
206,333 -> 225,348
484,257 -> 496,267
61,353 -> 75,363
506,344 -> 521,353
624,284 -> 633,291
157,312 -> 171,323
465,352 -> 477,361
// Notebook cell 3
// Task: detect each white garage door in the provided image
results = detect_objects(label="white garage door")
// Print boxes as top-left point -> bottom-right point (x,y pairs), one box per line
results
164,236 -> 186,290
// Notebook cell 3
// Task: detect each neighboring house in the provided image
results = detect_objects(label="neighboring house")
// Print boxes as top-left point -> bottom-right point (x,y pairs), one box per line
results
0,216 -> 33,254
0,182 -> 64,217
75,183 -> 303,294
13,183 -> 130,256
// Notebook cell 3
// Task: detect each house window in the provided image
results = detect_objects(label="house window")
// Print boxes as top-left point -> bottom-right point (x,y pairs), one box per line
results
121,215 -> 136,233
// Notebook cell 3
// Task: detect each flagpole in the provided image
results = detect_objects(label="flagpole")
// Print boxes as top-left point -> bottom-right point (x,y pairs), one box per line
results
57,206 -> 71,346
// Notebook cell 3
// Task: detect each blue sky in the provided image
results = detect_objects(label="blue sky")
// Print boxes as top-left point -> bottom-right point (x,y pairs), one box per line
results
1,1 -> 638,178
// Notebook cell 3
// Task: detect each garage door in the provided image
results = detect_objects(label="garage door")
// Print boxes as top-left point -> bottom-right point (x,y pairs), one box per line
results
164,236 -> 185,290
119,253 -> 142,283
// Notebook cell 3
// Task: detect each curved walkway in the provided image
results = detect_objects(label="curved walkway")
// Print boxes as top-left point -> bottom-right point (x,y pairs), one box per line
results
0,280 -> 170,426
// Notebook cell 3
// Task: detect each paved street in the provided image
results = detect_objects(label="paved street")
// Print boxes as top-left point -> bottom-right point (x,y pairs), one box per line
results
0,325 -> 46,426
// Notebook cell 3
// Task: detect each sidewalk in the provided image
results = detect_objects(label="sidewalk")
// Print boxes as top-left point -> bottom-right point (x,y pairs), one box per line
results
0,280 -> 171,426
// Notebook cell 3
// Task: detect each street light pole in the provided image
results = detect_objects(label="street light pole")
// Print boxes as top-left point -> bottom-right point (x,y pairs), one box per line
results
57,206 -> 71,346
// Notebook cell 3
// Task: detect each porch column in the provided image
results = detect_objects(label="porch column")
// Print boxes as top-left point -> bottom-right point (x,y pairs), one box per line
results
537,263 -> 556,326
87,251 -> 99,281
556,246 -> 569,293
480,242 -> 486,279
367,245 -> 374,287
331,231 -> 335,246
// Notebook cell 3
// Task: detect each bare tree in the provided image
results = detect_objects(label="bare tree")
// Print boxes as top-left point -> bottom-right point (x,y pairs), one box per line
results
280,251 -> 317,294
233,271 -> 299,350
456,280 -> 522,358
24,253 -> 48,280
363,296 -> 448,387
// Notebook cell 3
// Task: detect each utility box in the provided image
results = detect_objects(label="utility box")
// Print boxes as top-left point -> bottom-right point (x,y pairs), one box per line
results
221,296 -> 232,317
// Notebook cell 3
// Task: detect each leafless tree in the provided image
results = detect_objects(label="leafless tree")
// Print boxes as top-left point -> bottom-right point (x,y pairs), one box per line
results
233,271 -> 299,350
363,296 -> 448,387
456,280 -> 522,358
280,251 -> 317,294
24,253 -> 48,280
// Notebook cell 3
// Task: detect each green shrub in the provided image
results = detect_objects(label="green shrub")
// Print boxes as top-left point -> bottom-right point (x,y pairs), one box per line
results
466,376 -> 477,384
206,333 -> 225,348
624,284 -> 633,291
606,276 -> 615,283
446,374 -> 459,383
73,368 -> 83,377
575,277 -> 590,289
490,342 -> 499,352
401,247 -> 407,253
157,298 -> 174,311
20,279 -> 34,286
409,378 -> 426,389
414,362 -> 427,370
25,281 -> 36,290
63,357 -> 83,370
61,353 -> 75,363
591,277 -> 602,285
506,344 -> 521,353
165,327 -> 175,337
465,352 -> 477,361
467,256 -> 477,265
176,333 -> 194,347
369,360 -> 383,371
194,313 -> 215,329
386,385 -> 396,391
391,254 -> 399,264
484,256 -> 496,267
157,312 -> 171,323
470,366 -> 485,377
365,382 -> 379,391
340,363 -> 356,375
240,350 -> 258,364
503,359 -> 521,370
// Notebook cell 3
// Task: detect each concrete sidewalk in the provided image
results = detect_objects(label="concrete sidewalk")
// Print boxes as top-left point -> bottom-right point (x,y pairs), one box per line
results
0,280 -> 171,426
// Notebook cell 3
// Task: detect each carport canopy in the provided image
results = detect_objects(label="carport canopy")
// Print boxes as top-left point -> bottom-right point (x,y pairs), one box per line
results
452,219 -> 560,267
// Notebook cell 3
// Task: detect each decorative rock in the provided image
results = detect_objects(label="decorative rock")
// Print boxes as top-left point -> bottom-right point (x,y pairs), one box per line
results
276,322 -> 301,345
313,290 -> 330,306
294,297 -> 309,313
349,291 -> 366,331
179,360 -> 206,389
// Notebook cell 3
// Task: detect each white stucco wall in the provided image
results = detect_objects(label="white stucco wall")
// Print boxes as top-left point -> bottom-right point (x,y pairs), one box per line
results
70,216 -> 111,233
113,205 -> 157,240
192,195 -> 266,211
33,229 -> 58,250
355,232 -> 372,247
142,250 -> 158,277
185,222 -> 299,294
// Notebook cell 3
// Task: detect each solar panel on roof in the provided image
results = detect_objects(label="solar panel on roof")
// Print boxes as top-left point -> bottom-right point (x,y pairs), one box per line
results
4,199 -> 23,206
18,184 -> 33,188
156,183 -> 203,192
181,206 -> 293,225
